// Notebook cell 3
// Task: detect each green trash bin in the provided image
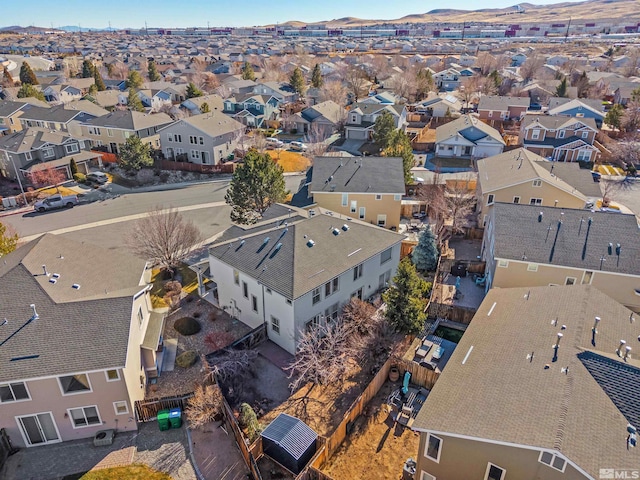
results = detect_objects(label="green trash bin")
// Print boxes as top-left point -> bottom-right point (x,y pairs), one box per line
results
157,409 -> 170,431
169,408 -> 182,429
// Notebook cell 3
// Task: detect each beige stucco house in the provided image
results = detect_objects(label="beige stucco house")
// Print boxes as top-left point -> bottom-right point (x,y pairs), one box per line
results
475,148 -> 600,226
80,110 -> 173,154
307,156 -> 406,230
0,234 -> 165,448
481,203 -> 640,312
412,285 -> 640,480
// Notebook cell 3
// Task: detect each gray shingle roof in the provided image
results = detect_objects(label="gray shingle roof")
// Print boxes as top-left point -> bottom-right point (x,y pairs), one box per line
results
521,114 -> 598,131
178,111 -> 244,138
0,127 -> 79,153
478,95 -> 530,111
412,285 -> 640,477
0,234 -> 147,382
535,161 -> 602,198
491,203 -> 640,276
84,110 -> 173,131
209,211 -> 403,299
309,156 -> 405,194
436,114 -> 505,145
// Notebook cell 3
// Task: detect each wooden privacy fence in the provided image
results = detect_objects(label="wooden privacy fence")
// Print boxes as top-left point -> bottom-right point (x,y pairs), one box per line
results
134,393 -> 193,423
158,159 -> 236,174
222,396 -> 263,480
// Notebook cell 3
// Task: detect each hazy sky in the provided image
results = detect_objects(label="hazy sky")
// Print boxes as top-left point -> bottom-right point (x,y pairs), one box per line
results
4,0 -> 585,28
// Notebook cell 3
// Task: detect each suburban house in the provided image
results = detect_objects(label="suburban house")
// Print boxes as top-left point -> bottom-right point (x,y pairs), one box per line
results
477,95 -> 531,121
613,83 -> 640,106
435,114 -> 505,159
222,93 -> 280,128
481,203 -> 640,312
0,234 -> 164,448
289,100 -> 346,136
306,156 -> 405,230
180,94 -> 225,116
0,101 -> 31,135
0,127 -> 102,182
475,148 -> 599,226
433,68 -> 463,91
137,89 -> 173,112
252,82 -> 298,104
18,103 -> 108,138
206,205 -> 403,354
158,111 -> 244,165
344,103 -> 407,141
82,90 -> 128,111
43,85 -> 83,105
547,97 -> 605,127
412,285 -> 640,480
80,111 -> 173,154
414,93 -> 462,118
520,115 -> 598,162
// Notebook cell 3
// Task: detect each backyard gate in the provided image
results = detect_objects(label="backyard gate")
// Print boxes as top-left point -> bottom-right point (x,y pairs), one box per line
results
134,394 -> 192,423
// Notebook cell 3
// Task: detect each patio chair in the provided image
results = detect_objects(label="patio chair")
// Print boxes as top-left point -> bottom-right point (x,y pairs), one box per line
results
475,275 -> 486,286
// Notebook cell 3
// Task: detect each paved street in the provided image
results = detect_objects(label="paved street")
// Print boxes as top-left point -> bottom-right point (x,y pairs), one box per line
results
2,176 -> 305,250
605,176 -> 640,219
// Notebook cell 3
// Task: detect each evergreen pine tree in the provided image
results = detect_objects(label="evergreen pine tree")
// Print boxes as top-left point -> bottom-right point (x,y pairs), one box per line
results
127,89 -> 145,112
2,66 -> 14,87
186,82 -> 204,98
383,257 -> 428,334
125,70 -> 143,90
17,84 -> 45,101
384,129 -> 415,184
311,64 -> 323,88
412,225 -> 439,271
69,158 -> 78,176
81,60 -> 95,78
19,61 -> 38,85
241,62 -> 255,81
289,67 -> 306,95
147,60 -> 161,82
556,77 -> 568,98
93,67 -> 106,91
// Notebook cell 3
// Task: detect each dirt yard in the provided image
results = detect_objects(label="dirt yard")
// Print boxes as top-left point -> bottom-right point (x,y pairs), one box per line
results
148,296 -> 251,399
321,381 -> 420,480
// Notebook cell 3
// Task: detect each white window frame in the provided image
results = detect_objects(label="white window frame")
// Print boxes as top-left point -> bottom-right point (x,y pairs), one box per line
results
271,316 -> 280,334
581,130 -> 589,139
565,277 -> 576,285
167,133 -> 174,142
107,129 -> 114,137
113,401 -> 129,415
189,135 -> 197,144
350,200 -> 357,213
424,433 -> 442,463
576,150 -> 591,161
527,263 -> 539,272
582,270 -> 593,285
381,247 -> 392,265
513,196 -> 520,204
0,382 -> 31,403
175,134 -> 182,143
65,144 -> 80,154
25,151 -> 32,161
420,473 -> 436,480
190,149 -> 200,160
312,287 -> 321,305
530,198 -> 542,205
341,193 -> 348,206
484,462 -> 506,480
251,294 -> 258,313
538,451 -> 567,472
324,302 -> 339,322
105,369 -> 120,382
394,194 -> 402,201
359,207 -> 366,219
325,277 -> 339,297
58,374 -> 93,396
42,147 -> 55,159
377,214 -> 387,226
67,405 -> 102,429
242,281 -> 248,298
557,130 -> 565,139
375,194 -> 382,200
353,263 -> 363,281
497,259 -> 509,268
531,129 -> 540,140
532,179 -> 542,187
198,136 -> 204,145
487,194 -> 494,205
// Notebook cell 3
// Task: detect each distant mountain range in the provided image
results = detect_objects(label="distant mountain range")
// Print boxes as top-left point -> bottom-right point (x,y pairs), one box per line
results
276,0 -> 639,27
1,0 -> 638,31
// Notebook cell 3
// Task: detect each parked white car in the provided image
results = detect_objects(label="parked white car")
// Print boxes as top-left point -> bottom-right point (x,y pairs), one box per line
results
86,171 -> 108,184
265,138 -> 284,149
290,141 -> 308,152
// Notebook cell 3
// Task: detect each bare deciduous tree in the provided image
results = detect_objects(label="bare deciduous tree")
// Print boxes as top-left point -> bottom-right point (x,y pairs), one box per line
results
445,176 -> 477,233
127,207 -> 203,276
305,122 -> 331,157
342,65 -> 369,102
206,349 -> 258,384
185,383 -> 224,429
519,54 -> 544,83
319,79 -> 348,105
261,56 -> 287,82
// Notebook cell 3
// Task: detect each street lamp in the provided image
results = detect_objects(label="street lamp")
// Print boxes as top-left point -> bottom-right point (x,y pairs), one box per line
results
4,151 -> 26,207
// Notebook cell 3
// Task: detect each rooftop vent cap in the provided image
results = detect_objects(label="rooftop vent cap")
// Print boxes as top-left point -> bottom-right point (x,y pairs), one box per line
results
306,239 -> 315,248
332,228 -> 340,236
342,224 -> 349,231
72,283 -> 81,289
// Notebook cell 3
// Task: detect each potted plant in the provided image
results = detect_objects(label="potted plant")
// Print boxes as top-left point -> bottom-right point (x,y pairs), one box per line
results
389,366 -> 400,382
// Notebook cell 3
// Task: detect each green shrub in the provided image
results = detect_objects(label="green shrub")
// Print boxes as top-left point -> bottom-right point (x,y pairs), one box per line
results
174,317 -> 201,336
239,403 -> 261,442
175,350 -> 198,368
73,173 -> 86,183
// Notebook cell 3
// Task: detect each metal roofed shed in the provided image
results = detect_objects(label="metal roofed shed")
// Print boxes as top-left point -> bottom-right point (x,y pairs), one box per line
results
261,413 -> 318,474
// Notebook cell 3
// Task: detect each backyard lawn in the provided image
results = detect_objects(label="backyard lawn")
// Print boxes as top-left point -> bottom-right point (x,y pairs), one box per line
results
78,464 -> 171,480
267,150 -> 310,172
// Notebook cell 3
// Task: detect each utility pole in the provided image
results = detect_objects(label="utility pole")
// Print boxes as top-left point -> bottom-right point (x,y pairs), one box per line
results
461,21 -> 466,41
564,17 -> 571,43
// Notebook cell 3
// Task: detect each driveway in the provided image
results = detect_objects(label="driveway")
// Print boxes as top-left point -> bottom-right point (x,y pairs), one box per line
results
605,176 -> 640,219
